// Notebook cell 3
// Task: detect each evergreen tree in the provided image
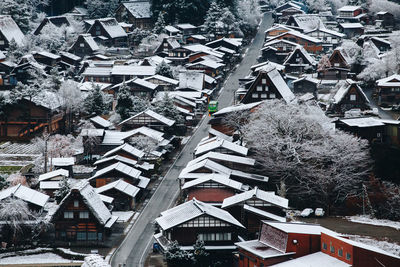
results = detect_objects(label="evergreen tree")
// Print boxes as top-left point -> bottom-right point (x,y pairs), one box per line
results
54,177 -> 70,203
155,60 -> 173,78
203,1 -> 222,35
164,241 -> 195,267
0,175 -> 9,190
153,11 -> 166,34
193,239 -> 209,267
0,0 -> 31,33
116,83 -> 134,120
84,85 -> 107,115
85,0 -> 121,19
153,94 -> 184,124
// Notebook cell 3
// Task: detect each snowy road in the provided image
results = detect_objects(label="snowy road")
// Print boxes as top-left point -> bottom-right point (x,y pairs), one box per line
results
110,12 -> 273,267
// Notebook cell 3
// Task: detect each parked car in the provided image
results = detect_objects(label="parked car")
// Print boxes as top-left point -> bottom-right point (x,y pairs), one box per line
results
315,208 -> 325,217
300,208 -> 313,217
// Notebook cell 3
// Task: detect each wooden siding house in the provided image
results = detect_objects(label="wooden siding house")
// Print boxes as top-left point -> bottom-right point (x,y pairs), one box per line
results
118,109 -> 175,132
69,34 -> 100,57
51,182 -> 118,244
110,78 -> 159,100
262,39 -> 298,64
269,31 -> 323,54
283,45 -> 316,74
96,179 -> 140,210
376,74 -> 400,106
34,16 -> 73,35
318,48 -> 351,80
87,18 -> 128,47
115,1 -> 153,30
0,15 -> 25,50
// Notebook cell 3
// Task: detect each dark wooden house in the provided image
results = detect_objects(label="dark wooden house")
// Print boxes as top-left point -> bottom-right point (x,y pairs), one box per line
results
96,179 -> 140,210
318,48 -> 351,80
376,11 -> 395,28
69,34 -> 100,57
376,74 -> 400,105
269,31 -> 323,54
283,45 -> 316,74
34,16 -> 73,35
110,78 -> 159,100
115,1 -> 153,30
87,18 -> 128,47
51,182 -> 118,244
0,15 -> 25,50
118,109 -> 175,132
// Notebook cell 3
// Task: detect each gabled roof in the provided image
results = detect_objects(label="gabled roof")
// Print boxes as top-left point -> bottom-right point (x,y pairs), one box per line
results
208,128 -> 233,142
96,179 -> 140,198
243,205 -> 286,222
264,221 -> 338,236
94,154 -> 137,166
270,30 -> 322,44
89,18 -> 127,39
186,59 -> 225,70
283,45 -> 316,66
165,25 -> 179,33
118,109 -> 175,127
184,44 -> 225,58
121,1 -> 152,19
305,28 -> 345,38
80,34 -> 99,51
91,161 -> 141,180
178,71 -> 204,90
221,187 -> 288,209
52,157 -> 75,166
38,169 -> 69,182
333,79 -> 369,104
271,252 -> 351,267
288,14 -> 325,31
167,38 -> 181,50
213,101 -> 262,116
121,126 -> 166,143
90,116 -> 112,128
339,22 -> 364,29
338,5 -> 362,12
0,15 -> 25,45
111,65 -> 155,76
111,77 -> 158,91
188,151 -> 255,167
155,198 -> 244,230
145,74 -> 179,85
0,184 -> 49,208
182,173 -> 244,191
103,143 -> 145,159
194,137 -> 248,156
376,74 -> 400,87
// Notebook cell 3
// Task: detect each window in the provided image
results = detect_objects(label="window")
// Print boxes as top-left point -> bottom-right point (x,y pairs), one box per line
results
350,94 -> 356,101
80,211 -> 89,219
262,79 -> 267,84
64,211 -> 74,219
330,245 -> 335,253
88,232 -> 98,240
338,249 -> 343,257
79,43 -> 84,47
346,252 -> 351,260
257,86 -> 263,91
198,233 -> 231,241
270,93 -> 276,99
252,93 -> 258,98
77,232 -> 86,241
0,40 -> 4,45
261,93 -> 267,98
334,63 -> 340,67
265,86 -> 269,91
322,242 -> 327,250
74,200 -> 79,207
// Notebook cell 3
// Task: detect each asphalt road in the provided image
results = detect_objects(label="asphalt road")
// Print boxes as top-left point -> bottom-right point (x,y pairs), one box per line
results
110,12 -> 273,267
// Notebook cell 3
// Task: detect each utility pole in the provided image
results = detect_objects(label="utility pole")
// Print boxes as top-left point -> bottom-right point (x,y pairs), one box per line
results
43,129 -> 50,173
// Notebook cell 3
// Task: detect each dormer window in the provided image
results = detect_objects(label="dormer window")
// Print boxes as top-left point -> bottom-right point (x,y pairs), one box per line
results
350,94 -> 356,101
74,200 -> 79,207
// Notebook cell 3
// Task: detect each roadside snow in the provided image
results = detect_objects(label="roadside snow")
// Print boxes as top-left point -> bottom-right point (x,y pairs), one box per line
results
347,235 -> 400,256
345,215 -> 400,230
0,253 -> 82,264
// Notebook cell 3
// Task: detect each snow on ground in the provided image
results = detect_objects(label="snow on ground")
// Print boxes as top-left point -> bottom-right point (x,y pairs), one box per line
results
345,215 -> 400,230
347,235 -> 400,256
112,211 -> 135,222
0,253 -> 83,264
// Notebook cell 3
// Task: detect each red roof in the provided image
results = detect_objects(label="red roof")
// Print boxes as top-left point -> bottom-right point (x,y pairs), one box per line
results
187,188 -> 235,203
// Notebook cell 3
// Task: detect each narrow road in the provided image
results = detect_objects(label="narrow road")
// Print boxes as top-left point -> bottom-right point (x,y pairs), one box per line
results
111,12 -> 273,267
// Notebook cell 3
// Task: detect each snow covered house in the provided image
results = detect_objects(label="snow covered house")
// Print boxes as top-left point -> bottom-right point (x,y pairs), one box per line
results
93,154 -> 154,176
0,184 -> 49,212
175,23 -> 198,38
335,117 -> 385,143
144,74 -> 179,91
286,14 -> 325,32
96,179 -> 140,210
32,51 -> 61,68
33,15 -> 73,35
206,38 -> 242,53
181,173 -> 248,205
39,169 -> 70,197
186,59 -> 225,78
154,198 -> 245,253
262,39 -> 298,64
109,77 -> 159,100
155,37 -> 182,56
194,137 -> 248,157
337,6 -> 367,24
90,116 -> 112,129
235,221 -> 339,266
51,181 -> 118,244
376,11 -> 395,28
338,23 -> 364,38
118,109 -> 175,132
0,15 -> 25,50
304,28 -> 345,52
111,65 -> 155,83
115,1 -> 153,30
222,187 -> 288,235
239,67 -> 295,104
102,143 -> 145,161
268,30 -> 323,54
87,18 -> 128,47
328,80 -> 370,116
283,45 -> 316,74
69,34 -> 100,57
376,74 -> 400,106
318,48 -> 351,80
188,151 -> 256,172
292,76 -> 319,95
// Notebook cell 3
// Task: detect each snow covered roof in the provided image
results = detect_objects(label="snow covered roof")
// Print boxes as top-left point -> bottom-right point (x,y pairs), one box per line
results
91,18 -> 127,39
262,67 -> 296,103
273,30 -> 322,44
182,173 -> 244,191
306,28 -> 345,38
194,137 -> 248,156
339,117 -> 385,127
0,184 -> 49,208
91,161 -> 141,180
338,5 -> 362,12
39,181 -> 61,190
339,23 -> 364,29
90,116 -> 112,128
82,67 -> 112,77
283,45 -> 316,66
213,102 -> 262,116
111,77 -> 158,91
96,179 -> 140,198
34,51 -> 60,60
0,15 -> 25,46
52,157 -> 75,166
119,109 -> 175,127
333,80 -> 369,104
83,254 -> 111,267
184,44 -> 225,58
222,187 -> 288,209
145,74 -> 179,85
103,143 -> 145,159
208,128 -> 233,142
187,59 -> 225,70
80,33 -> 100,51
167,38 -> 181,50
121,126 -> 165,143
60,51 -> 81,61
155,198 -> 244,230
102,130 -> 129,145
289,14 -> 326,31
265,221 -> 338,236
165,25 -> 179,33
38,169 -> 69,182
271,251 -> 351,266
80,128 -> 105,137
376,74 -> 400,87
188,151 -> 255,167
243,205 -> 287,222
175,23 -> 197,30
235,240 -> 291,260
30,90 -> 62,110
111,65 -> 155,76
122,1 -> 152,19
94,155 -> 137,166
179,159 -> 268,183
179,71 -> 204,90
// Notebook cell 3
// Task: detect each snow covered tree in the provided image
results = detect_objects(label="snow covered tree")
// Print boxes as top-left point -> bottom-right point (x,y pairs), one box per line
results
203,1 -> 223,36
116,83 -> 133,120
54,177 -> 70,203
306,0 -> 327,12
0,0 -> 31,33
156,60 -> 173,78
0,175 -> 9,190
165,240 -> 195,267
317,55 -> 332,72
129,136 -> 157,156
84,85 -> 107,116
153,94 -> 184,125
153,11 -> 167,34
193,239 -> 209,267
85,0 -> 120,19
236,0 -> 261,32
57,80 -> 82,132
7,173 -> 27,186
138,33 -> 166,55
243,100 -> 371,214
222,109 -> 252,144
